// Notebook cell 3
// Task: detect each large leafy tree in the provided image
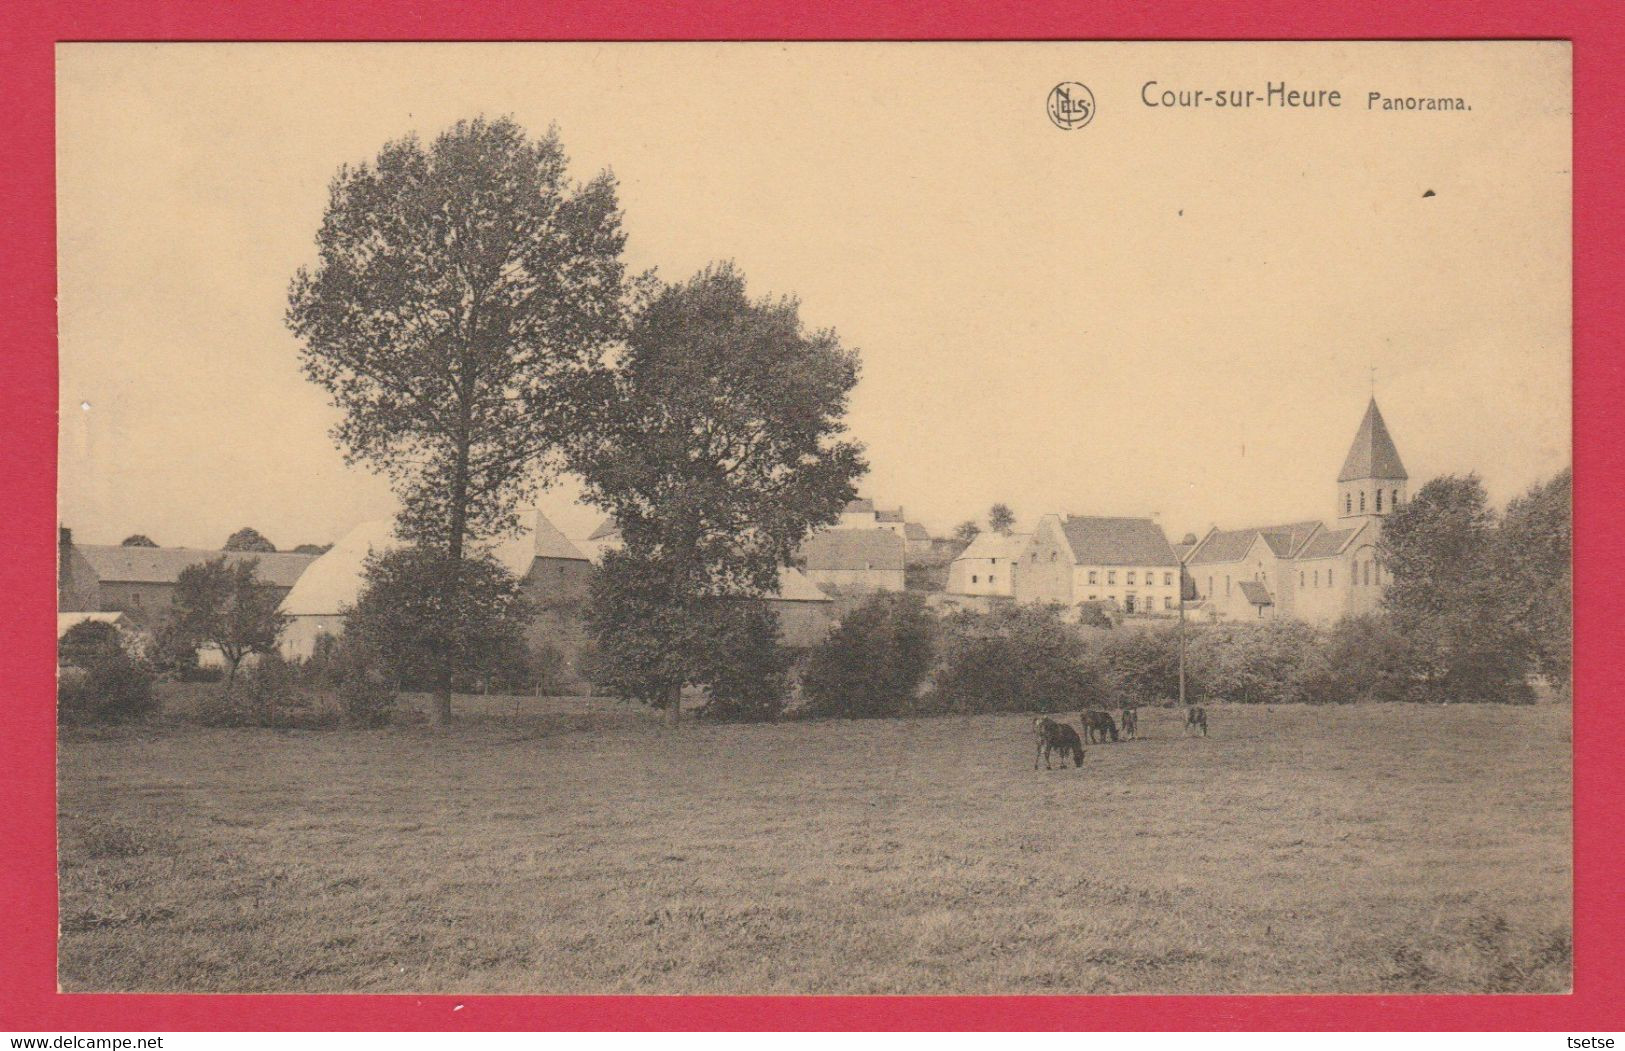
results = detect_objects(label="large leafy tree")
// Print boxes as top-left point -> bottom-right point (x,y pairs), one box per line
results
287,116 -> 633,724
569,263 -> 866,725
223,527 -> 277,552
1497,468 -> 1572,683
344,546 -> 534,696
1378,474 -> 1530,702
172,557 -> 290,686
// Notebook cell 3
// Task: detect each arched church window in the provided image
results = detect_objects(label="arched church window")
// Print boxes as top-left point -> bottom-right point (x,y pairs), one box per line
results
1359,491 -> 1366,512
1392,489 -> 1400,508
1345,493 -> 1352,514
1376,489 -> 1383,512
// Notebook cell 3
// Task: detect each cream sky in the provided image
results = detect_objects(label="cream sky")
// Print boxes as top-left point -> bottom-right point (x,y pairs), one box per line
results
57,42 -> 1571,550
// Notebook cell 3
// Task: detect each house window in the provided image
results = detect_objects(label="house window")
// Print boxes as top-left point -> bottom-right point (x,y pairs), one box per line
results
1107,571 -> 1116,585
989,575 -> 996,585
1299,571 -> 1305,587
971,574 -> 979,584
1127,571 -> 1136,585
1313,569 -> 1319,587
1208,576 -> 1214,597
1050,552 -> 1057,562
1225,576 -> 1231,596
1088,594 -> 1097,601
1328,568 -> 1334,586
1359,491 -> 1366,512
1164,597 -> 1174,610
1345,493 -> 1352,514
1088,570 -> 1098,585
1164,572 -> 1173,586
1392,489 -> 1400,509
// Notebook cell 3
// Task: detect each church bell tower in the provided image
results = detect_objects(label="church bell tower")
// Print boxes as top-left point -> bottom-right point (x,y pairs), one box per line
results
1337,397 -> 1409,527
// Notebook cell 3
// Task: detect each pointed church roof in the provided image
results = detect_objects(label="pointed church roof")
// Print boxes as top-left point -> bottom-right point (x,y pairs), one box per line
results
1338,398 -> 1408,482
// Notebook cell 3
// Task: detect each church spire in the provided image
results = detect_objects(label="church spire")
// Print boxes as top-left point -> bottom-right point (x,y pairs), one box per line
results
1338,397 -> 1408,483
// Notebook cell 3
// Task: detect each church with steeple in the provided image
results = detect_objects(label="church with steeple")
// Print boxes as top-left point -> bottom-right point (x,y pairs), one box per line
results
1182,397 -> 1410,625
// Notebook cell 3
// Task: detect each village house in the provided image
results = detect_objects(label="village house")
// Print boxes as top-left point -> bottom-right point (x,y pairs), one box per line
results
945,531 -> 1030,598
1012,514 -> 1182,616
1182,397 -> 1409,625
279,508 -> 595,677
57,527 -> 317,625
796,528 -> 907,594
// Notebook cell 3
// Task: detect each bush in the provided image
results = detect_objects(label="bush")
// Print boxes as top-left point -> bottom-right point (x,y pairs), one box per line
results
699,603 -> 792,723
931,604 -> 1102,713
1093,625 -> 1186,707
802,593 -> 936,718
1297,615 -> 1416,704
58,648 -> 156,724
1184,621 -> 1325,705
58,621 -> 124,668
147,616 -> 202,680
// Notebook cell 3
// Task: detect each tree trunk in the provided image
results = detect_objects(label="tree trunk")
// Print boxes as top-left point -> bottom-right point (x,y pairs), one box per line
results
667,683 -> 681,727
433,426 -> 472,729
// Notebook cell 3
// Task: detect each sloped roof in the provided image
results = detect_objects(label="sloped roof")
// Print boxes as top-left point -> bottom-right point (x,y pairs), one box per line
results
1338,398 -> 1408,481
876,508 -> 905,523
78,545 -> 317,588
799,528 -> 906,572
1238,580 -> 1274,606
280,508 -> 579,616
953,531 -> 1031,563
843,498 -> 875,514
1059,516 -> 1178,567
904,522 -> 931,541
1296,526 -> 1362,560
1187,521 -> 1320,566
1172,542 -> 1196,562
588,517 -> 621,540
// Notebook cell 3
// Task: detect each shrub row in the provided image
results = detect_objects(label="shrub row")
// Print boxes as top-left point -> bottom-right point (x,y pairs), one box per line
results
797,597 -> 1536,719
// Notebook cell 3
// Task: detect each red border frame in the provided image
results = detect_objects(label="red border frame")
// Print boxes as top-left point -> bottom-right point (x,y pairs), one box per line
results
3,0 -> 1621,1032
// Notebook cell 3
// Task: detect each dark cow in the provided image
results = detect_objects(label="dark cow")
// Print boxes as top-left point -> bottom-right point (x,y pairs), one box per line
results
1081,709 -> 1119,744
1184,705 -> 1208,736
1120,706 -> 1138,740
1034,717 -> 1086,769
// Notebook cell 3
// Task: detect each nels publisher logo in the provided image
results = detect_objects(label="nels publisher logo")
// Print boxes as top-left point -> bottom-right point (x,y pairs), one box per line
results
1047,82 -> 1096,130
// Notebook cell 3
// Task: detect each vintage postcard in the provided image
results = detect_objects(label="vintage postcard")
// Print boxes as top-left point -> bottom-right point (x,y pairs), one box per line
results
54,41 -> 1571,996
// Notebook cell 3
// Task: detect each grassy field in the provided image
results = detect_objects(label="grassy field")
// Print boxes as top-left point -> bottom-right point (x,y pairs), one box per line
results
58,699 -> 1571,994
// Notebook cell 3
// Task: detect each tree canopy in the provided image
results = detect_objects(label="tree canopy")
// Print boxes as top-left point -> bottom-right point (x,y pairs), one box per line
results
172,556 -> 289,684
288,115 -> 635,724
223,527 -> 277,553
121,534 -> 158,548
569,263 -> 865,722
952,520 -> 982,544
988,503 -> 1016,535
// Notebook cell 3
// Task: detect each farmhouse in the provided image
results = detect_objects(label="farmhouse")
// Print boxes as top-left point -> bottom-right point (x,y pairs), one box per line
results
796,527 -> 907,594
57,527 -> 317,625
1012,514 -> 1181,616
1182,397 -> 1408,625
278,508 -> 593,671
945,531 -> 1030,598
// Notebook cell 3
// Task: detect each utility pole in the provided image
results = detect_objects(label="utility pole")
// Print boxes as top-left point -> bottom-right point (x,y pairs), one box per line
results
1178,563 -> 1188,706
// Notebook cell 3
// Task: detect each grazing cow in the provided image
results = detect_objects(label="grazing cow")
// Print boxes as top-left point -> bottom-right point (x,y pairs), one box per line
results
1080,709 -> 1119,744
1034,717 -> 1086,769
1184,705 -> 1208,736
1120,706 -> 1138,740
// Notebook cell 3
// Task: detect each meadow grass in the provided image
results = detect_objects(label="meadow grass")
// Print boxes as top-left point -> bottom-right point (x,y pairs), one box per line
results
58,699 -> 1570,994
